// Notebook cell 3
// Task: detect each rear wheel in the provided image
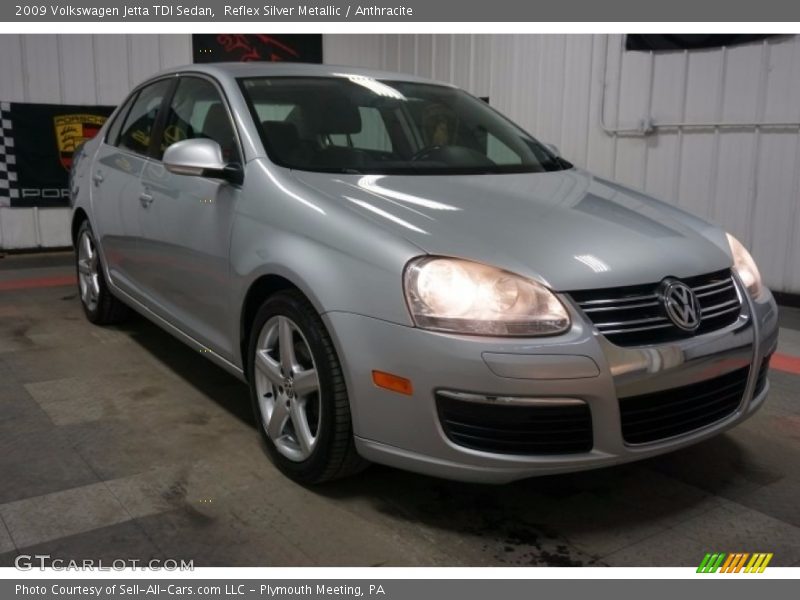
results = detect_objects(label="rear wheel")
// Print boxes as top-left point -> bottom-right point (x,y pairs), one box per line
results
247,290 -> 367,484
75,220 -> 129,325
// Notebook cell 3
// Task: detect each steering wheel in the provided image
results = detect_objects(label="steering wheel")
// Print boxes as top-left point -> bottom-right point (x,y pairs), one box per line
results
410,145 -> 445,162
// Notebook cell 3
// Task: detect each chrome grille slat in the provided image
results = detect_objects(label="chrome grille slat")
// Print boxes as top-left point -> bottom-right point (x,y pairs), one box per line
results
577,293 -> 657,306
694,283 -> 735,298
701,298 -> 740,314
691,279 -> 733,293
595,315 -> 670,329
569,270 -> 741,347
582,300 -> 660,313
702,304 -> 742,320
598,322 -> 675,335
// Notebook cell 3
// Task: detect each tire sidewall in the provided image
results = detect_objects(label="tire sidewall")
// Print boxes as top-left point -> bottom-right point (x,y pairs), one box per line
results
75,221 -> 107,323
247,292 -> 341,484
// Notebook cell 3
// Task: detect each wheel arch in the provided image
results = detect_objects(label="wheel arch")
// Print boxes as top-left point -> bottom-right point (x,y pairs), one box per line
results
239,273 -> 319,382
71,208 -> 89,247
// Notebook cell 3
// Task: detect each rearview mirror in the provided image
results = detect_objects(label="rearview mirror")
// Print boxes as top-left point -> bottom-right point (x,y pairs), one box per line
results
163,139 -> 242,184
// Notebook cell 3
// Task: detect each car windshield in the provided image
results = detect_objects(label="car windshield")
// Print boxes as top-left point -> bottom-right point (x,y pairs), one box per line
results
238,76 -> 570,175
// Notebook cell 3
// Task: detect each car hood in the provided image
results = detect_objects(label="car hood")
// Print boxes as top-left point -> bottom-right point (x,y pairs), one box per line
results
291,168 -> 733,291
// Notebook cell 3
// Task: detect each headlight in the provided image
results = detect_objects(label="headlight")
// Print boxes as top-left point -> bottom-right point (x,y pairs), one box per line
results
403,257 -> 570,336
726,233 -> 763,298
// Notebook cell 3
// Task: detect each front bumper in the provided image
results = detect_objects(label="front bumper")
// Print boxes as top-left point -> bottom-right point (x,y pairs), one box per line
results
323,281 -> 779,484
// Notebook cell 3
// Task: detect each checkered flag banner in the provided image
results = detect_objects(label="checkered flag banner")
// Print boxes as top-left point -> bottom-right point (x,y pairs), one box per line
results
0,101 -> 115,207
0,102 -> 19,207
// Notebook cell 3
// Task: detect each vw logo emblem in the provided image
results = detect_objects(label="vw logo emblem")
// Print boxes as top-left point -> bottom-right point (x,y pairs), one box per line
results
661,280 -> 701,331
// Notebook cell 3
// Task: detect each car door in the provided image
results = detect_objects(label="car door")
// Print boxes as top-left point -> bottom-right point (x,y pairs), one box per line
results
91,78 -> 174,302
137,75 -> 242,360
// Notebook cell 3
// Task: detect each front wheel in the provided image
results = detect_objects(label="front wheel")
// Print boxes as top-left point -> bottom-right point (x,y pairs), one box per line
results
247,290 -> 367,484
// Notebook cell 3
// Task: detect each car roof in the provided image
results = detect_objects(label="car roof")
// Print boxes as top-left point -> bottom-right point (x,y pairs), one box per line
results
152,62 -> 452,87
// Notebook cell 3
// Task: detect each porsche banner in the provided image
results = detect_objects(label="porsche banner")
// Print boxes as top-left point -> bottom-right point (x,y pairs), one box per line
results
0,101 -> 114,208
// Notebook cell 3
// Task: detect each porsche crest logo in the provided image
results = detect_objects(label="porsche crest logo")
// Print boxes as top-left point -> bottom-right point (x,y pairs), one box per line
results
53,114 -> 107,170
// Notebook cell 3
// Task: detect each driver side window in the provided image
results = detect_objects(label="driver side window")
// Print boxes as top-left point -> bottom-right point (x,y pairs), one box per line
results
117,79 -> 172,156
156,77 -> 239,163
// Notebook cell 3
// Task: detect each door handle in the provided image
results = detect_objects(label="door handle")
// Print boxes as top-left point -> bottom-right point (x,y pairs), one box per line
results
92,171 -> 104,186
139,192 -> 154,207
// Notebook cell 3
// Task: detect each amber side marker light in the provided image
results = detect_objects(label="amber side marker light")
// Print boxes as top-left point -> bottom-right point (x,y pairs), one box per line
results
372,370 -> 414,395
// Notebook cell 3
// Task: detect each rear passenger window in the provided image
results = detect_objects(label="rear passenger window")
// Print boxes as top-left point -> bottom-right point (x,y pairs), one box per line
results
105,92 -> 138,147
117,79 -> 172,156
157,77 -> 239,162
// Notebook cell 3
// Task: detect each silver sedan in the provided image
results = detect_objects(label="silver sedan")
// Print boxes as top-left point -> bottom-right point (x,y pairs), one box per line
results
70,62 -> 779,484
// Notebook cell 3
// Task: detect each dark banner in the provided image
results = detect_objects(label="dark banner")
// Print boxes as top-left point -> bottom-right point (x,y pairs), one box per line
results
0,101 -> 114,208
626,34 -> 777,51
192,34 -> 323,63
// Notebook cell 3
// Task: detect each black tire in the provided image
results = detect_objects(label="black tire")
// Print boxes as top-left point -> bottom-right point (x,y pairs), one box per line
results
75,220 -> 130,325
247,289 -> 367,484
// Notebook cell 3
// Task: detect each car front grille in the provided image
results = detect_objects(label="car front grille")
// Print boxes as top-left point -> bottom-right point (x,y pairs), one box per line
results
619,366 -> 749,444
436,392 -> 593,455
569,270 -> 742,347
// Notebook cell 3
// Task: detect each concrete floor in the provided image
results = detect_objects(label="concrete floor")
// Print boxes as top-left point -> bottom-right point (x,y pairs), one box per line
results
1,251 -> 799,567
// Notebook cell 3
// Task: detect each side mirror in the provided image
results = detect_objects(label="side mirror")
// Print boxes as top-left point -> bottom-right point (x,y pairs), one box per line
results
163,139 -> 243,185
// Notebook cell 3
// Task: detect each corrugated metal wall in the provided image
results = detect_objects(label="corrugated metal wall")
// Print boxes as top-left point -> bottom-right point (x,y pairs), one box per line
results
1,34 -> 798,294
324,34 -> 800,294
0,34 -> 192,249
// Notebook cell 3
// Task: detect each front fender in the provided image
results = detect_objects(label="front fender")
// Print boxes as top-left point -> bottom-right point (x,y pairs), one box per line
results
228,162 -> 423,367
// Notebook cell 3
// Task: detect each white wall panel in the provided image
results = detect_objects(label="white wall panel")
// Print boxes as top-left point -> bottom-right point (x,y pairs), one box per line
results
472,36 -> 492,98
158,34 -> 193,70
37,208 -> 71,247
58,35 -> 97,105
322,34 -> 382,71
324,33 -> 800,294
22,35 -> 62,103
559,35 -> 593,168
396,35 -> 416,76
614,48 -> 649,189
584,35 -> 616,179
92,35 -> 132,104
643,50 -> 684,202
128,35 -> 164,89
450,36 -> 472,91
0,34 -> 192,251
382,35 -> 399,73
430,35 -> 452,83
0,207 -> 37,249
0,35 -> 26,102
415,35 -> 434,79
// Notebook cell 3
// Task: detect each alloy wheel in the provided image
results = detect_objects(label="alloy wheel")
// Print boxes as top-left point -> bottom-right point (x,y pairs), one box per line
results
77,230 -> 100,312
254,315 -> 321,462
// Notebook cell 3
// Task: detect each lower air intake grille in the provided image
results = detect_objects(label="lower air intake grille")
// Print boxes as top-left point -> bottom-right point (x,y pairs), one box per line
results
569,270 -> 742,347
619,366 -> 749,444
436,393 -> 593,455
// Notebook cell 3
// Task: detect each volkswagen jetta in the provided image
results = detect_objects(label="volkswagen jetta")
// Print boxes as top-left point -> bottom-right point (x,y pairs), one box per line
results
70,63 -> 779,484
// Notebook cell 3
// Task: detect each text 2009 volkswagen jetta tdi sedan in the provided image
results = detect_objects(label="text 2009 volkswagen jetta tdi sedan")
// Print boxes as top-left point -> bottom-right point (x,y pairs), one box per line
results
70,63 -> 779,484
